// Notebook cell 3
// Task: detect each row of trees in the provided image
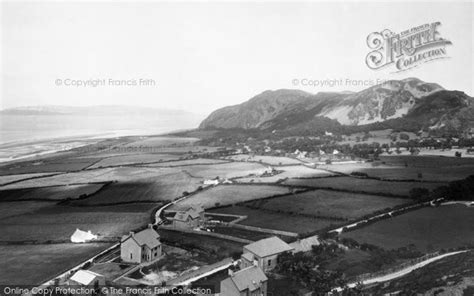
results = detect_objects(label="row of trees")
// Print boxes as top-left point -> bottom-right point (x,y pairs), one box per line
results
409,175 -> 474,202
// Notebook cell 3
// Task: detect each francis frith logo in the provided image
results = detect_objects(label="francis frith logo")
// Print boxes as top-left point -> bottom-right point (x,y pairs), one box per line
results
366,22 -> 452,72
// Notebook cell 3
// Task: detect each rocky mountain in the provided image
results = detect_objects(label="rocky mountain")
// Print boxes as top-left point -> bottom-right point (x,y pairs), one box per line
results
199,78 -> 473,135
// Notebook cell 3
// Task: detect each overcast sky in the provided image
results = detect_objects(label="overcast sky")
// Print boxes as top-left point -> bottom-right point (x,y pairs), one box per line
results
1,1 -> 473,114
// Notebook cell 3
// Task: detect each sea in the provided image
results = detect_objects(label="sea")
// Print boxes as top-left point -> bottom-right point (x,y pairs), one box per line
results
0,114 -> 203,163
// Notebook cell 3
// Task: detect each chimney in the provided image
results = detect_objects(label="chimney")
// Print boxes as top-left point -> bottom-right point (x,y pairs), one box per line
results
148,224 -> 154,229
228,269 -> 234,277
129,231 -> 134,237
253,260 -> 258,267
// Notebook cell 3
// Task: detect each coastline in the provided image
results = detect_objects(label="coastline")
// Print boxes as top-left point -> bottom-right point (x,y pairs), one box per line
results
0,128 -> 196,164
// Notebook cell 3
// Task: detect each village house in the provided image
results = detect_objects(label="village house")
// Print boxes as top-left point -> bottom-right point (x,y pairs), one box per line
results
168,205 -> 205,229
68,269 -> 105,289
240,236 -> 294,272
220,265 -> 268,296
120,225 -> 162,264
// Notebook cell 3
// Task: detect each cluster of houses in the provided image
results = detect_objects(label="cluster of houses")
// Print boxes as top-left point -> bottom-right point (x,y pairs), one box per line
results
203,177 -> 233,186
220,236 -> 294,296
66,223 -> 293,296
65,199 -> 295,296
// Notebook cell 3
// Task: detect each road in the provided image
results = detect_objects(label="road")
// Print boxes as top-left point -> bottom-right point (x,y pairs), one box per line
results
333,250 -> 469,291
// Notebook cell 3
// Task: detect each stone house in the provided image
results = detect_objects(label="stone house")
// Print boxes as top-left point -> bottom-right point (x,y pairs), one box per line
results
220,265 -> 268,296
120,225 -> 162,264
240,236 -> 294,272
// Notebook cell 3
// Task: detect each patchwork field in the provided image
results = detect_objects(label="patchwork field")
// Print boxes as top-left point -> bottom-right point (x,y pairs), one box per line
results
88,153 -> 184,168
223,154 -> 303,165
355,167 -> 474,182
208,206 -> 336,234
70,173 -> 202,205
145,158 -> 230,167
236,165 -> 335,183
0,172 -> 59,186
326,157 -> 474,182
284,177 -> 445,197
0,183 -> 105,201
1,167 -> 183,189
341,205 -> 474,252
0,157 -> 100,175
169,184 -> 295,210
243,190 -> 409,220
0,243 -> 111,285
0,203 -> 154,242
379,155 -> 474,167
181,162 -> 266,180
122,136 -> 200,148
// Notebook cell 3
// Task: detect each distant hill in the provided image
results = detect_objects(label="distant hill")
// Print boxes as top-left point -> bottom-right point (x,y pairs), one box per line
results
199,78 -> 473,135
0,105 -> 199,117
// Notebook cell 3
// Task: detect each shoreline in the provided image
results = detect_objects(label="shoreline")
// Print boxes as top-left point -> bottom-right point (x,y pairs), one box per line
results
0,128 -> 197,165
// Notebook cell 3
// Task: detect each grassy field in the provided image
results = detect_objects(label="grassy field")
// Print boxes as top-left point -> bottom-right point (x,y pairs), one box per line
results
181,162 -> 266,180
209,226 -> 273,241
169,184 -> 294,210
0,172 -> 59,186
0,183 -> 105,201
0,157 -> 100,175
122,136 -> 200,148
236,165 -> 335,183
2,167 -> 185,189
0,203 -> 153,242
145,158 -> 230,167
0,243 -> 111,285
208,206 -> 336,234
88,153 -> 184,168
341,205 -> 474,252
0,201 -> 56,220
379,155 -> 474,167
223,154 -> 303,165
284,177 -> 445,197
71,172 -> 202,205
244,190 -> 408,220
358,167 -> 474,182
326,157 -> 474,182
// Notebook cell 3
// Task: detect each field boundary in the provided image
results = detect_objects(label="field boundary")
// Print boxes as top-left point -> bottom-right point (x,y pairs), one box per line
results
158,225 -> 253,244
226,223 -> 298,237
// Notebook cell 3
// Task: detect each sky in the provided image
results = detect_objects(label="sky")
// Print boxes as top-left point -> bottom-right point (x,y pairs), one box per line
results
1,1 -> 473,115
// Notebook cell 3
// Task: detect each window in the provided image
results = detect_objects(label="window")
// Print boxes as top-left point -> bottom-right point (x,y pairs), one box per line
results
130,253 -> 132,260
267,259 -> 272,266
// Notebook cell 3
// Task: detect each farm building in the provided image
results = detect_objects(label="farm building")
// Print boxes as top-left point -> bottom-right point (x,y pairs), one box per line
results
120,225 -> 162,264
68,270 -> 105,288
220,265 -> 268,296
168,205 -> 205,229
204,179 -> 219,185
240,236 -> 294,272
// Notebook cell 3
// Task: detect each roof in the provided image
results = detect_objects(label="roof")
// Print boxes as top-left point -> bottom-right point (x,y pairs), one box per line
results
70,270 -> 102,285
171,205 -> 204,221
244,236 -> 294,258
227,266 -> 268,292
241,252 -> 254,262
122,228 -> 160,249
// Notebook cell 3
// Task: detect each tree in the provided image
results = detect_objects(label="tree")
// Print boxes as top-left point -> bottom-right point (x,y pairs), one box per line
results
399,133 -> 410,141
409,187 -> 430,201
